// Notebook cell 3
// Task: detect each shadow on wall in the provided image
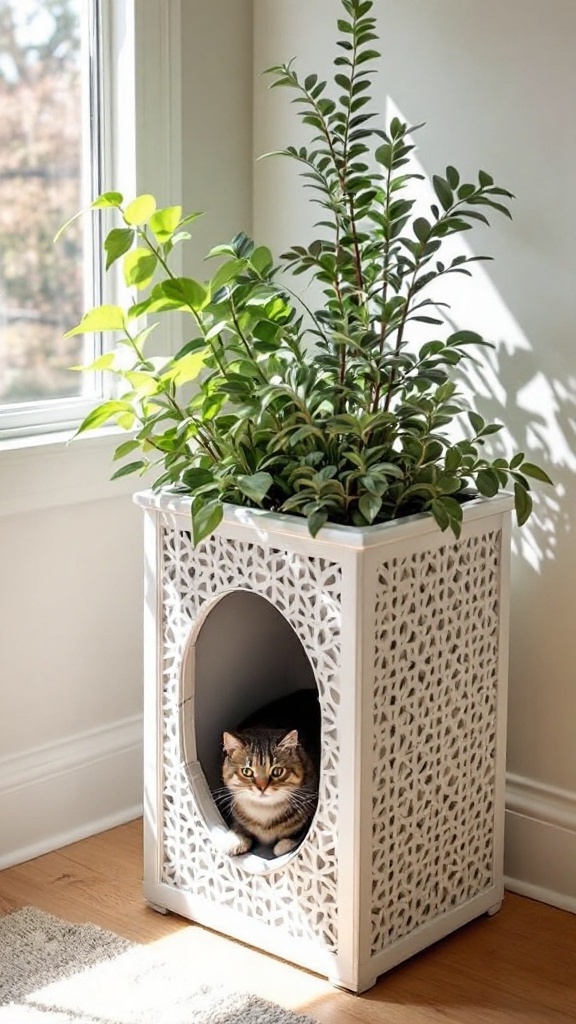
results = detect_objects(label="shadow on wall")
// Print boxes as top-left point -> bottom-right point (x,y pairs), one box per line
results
383,99 -> 572,577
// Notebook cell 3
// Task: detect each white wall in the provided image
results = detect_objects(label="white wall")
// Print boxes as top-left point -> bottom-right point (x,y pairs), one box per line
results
254,0 -> 576,911
0,0 -> 255,869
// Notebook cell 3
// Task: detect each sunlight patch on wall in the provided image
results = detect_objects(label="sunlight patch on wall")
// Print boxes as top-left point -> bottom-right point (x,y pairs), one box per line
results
385,97 -> 562,573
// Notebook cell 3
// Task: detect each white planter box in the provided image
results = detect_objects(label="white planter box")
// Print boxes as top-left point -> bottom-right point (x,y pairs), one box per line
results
135,490 -> 513,993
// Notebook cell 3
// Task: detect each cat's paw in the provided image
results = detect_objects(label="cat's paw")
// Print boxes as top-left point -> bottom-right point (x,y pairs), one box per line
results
223,830 -> 253,857
273,837 -> 298,857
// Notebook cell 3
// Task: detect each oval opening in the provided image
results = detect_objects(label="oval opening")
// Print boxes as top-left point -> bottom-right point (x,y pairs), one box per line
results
181,590 -> 319,871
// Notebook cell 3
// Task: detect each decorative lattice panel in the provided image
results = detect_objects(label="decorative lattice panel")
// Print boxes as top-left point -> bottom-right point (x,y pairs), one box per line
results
160,526 -> 342,952
371,531 -> 502,953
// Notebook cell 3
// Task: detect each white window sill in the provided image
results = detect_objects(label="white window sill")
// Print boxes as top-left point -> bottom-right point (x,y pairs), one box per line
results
0,428 -> 144,517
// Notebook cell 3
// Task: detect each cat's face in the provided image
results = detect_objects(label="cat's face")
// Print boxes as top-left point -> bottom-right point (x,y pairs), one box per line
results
222,729 -> 305,803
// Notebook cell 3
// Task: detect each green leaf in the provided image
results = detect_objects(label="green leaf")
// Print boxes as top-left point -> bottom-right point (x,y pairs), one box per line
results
191,497 -> 224,546
149,205 -> 182,242
476,469 -> 500,498
64,305 -> 126,337
181,467 -> 215,491
445,165 -> 460,189
74,400 -> 133,435
123,194 -> 157,226
468,411 -> 485,435
104,228 -> 134,270
123,248 -> 158,288
413,218 -> 431,242
209,258 -> 247,294
161,277 -> 207,311
359,493 -> 382,523
70,351 -> 116,372
514,481 -> 533,526
250,246 -> 274,275
307,506 -> 328,537
92,191 -> 123,209
518,462 -> 554,485
237,472 -> 274,504
478,169 -> 494,187
163,348 -> 208,386
447,329 -> 489,348
430,496 -> 463,537
432,175 -> 453,211
110,460 -> 147,480
113,439 -> 141,461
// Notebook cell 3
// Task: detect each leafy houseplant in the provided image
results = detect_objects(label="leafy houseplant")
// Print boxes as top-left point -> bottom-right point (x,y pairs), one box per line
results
62,0 -> 551,545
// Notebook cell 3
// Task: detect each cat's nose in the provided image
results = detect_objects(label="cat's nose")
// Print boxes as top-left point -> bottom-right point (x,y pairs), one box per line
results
254,779 -> 268,792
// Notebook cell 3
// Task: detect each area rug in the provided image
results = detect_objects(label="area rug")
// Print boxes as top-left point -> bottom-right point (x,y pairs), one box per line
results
0,907 -> 317,1023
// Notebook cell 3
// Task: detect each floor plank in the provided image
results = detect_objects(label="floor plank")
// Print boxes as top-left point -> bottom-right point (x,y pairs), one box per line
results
1,819 -> 575,1023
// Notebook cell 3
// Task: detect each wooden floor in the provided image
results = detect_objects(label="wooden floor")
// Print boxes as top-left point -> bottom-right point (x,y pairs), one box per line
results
1,820 -> 575,1023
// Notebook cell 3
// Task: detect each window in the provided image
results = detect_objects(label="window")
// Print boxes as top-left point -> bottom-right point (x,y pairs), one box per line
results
0,0 -> 183,517
0,0 -> 103,437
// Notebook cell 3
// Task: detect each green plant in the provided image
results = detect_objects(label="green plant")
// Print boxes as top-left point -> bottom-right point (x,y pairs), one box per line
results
62,0 -> 551,544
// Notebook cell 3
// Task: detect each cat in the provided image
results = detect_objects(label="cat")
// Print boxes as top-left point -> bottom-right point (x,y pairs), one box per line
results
220,689 -> 320,858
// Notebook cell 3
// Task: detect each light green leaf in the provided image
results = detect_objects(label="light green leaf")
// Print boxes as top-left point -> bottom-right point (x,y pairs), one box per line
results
74,400 -> 133,435
149,205 -> 182,242
92,191 -> 123,209
64,305 -> 126,337
163,349 -> 208,386
160,277 -> 207,311
123,248 -> 158,288
124,371 -> 162,396
123,194 -> 157,226
250,246 -> 274,275
70,351 -> 116,372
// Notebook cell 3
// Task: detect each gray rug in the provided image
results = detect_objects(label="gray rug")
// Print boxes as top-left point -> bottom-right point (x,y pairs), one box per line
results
0,907 -> 316,1023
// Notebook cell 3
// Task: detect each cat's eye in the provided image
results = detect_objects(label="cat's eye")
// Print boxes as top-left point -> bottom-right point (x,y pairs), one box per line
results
270,766 -> 284,778
241,766 -> 254,778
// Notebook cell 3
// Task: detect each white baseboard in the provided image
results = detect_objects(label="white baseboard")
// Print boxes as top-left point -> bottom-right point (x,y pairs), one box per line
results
0,714 -> 143,870
505,772 -> 576,915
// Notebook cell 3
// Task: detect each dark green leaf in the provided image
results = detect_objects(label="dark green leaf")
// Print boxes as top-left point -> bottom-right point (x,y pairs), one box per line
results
182,467 -> 215,491
307,506 -> 329,536
359,493 -> 382,523
432,175 -> 453,211
110,460 -> 147,480
237,472 -> 274,504
468,411 -> 485,435
514,481 -> 533,526
191,498 -> 224,546
476,469 -> 500,498
519,462 -> 554,485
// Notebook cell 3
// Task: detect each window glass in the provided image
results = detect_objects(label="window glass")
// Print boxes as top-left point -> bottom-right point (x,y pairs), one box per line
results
0,0 -> 99,416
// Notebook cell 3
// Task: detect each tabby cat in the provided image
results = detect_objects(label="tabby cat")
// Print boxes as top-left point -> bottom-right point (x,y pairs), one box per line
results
220,689 -> 320,857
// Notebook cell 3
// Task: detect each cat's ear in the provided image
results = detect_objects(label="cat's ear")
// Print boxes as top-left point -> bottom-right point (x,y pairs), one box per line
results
277,729 -> 299,750
223,731 -> 246,757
